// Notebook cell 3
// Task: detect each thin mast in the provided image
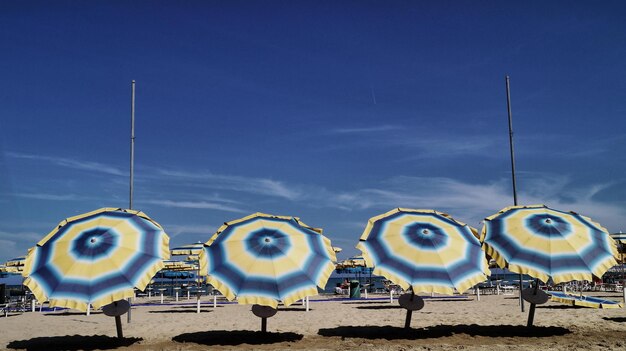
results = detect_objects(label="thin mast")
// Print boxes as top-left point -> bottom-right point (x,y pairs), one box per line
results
506,76 -> 518,206
506,75 -> 524,313
128,80 -> 136,324
129,80 -> 136,210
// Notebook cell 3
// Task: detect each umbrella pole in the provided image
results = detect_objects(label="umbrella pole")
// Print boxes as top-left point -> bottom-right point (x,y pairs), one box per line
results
261,317 -> 267,333
115,315 -> 124,338
404,290 -> 415,329
526,278 -> 540,327
621,252 -> 626,303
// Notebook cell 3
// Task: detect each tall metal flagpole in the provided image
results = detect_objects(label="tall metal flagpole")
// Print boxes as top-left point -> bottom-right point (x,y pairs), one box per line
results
127,80 -> 136,323
130,80 -> 136,210
505,75 -> 524,313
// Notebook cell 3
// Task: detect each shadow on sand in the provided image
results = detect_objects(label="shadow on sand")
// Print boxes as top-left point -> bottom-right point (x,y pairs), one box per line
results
355,305 -> 403,310
172,330 -> 303,346
603,316 -> 626,323
536,305 -> 584,309
278,307 -> 310,312
7,335 -> 142,350
318,324 -> 570,340
149,309 -> 213,314
43,311 -> 102,316
341,301 -> 394,305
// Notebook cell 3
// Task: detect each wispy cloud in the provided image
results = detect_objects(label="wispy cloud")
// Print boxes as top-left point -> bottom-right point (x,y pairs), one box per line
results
314,174 -> 626,231
0,230 -> 44,259
154,169 -> 301,201
141,199 -> 246,213
162,224 -> 217,238
0,239 -> 19,262
329,125 -> 402,134
13,193 -> 83,201
394,136 -> 502,158
323,128 -> 505,159
7,152 -> 126,177
319,176 -> 511,220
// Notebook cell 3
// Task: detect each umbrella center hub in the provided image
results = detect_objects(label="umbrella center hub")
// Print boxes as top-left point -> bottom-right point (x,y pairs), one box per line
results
403,223 -> 448,250
71,228 -> 117,259
526,215 -> 571,238
246,229 -> 290,258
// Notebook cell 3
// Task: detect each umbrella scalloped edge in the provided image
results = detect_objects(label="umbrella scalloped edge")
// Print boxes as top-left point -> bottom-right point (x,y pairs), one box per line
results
23,253 -> 167,312
481,204 -> 619,285
21,208 -> 170,312
205,260 -> 336,309
357,209 -> 490,295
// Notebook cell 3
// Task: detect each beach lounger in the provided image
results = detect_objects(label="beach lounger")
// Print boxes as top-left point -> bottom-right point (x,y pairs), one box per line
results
548,291 -> 623,309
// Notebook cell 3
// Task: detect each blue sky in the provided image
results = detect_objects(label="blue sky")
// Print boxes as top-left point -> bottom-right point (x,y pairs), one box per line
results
1,1 -> 625,264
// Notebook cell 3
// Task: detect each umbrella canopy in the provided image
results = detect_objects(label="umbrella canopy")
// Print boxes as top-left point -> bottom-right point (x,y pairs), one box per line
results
481,204 -> 618,285
22,208 -> 170,311
356,208 -> 490,295
198,212 -> 336,308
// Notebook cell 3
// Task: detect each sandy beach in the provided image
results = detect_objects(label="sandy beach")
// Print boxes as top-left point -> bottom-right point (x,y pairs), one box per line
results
1,292 -> 625,351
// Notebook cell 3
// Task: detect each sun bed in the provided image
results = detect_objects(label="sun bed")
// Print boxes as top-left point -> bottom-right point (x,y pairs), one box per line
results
548,291 -> 623,309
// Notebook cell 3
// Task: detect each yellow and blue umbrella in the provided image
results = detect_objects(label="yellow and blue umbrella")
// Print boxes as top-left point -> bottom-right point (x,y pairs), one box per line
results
482,205 -> 619,327
198,212 -> 336,308
481,205 -> 618,285
22,208 -> 170,312
356,208 -> 490,295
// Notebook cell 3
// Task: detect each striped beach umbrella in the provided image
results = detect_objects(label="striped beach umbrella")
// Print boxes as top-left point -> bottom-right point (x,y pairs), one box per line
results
481,205 -> 618,285
481,204 -> 618,326
356,208 -> 490,296
198,213 -> 336,309
22,208 -> 170,312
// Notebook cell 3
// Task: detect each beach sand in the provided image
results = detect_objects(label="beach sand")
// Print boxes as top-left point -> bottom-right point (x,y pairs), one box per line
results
1,293 -> 625,350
